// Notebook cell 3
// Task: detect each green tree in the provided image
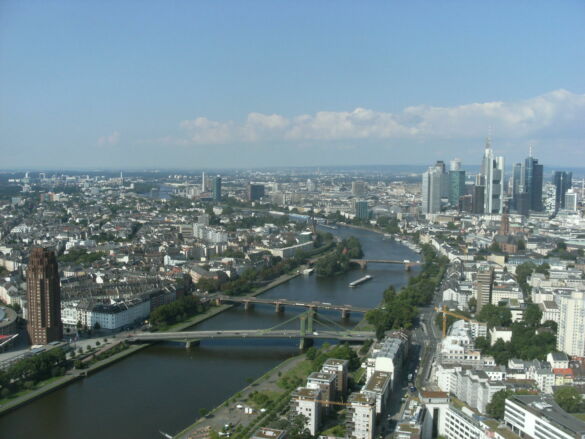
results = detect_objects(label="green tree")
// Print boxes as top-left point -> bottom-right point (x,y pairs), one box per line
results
486,389 -> 514,419
554,387 -> 584,413
477,304 -> 512,328
523,304 -> 542,328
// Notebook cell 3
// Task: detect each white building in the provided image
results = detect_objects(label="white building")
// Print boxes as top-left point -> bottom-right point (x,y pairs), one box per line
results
291,387 -> 321,435
362,370 -> 392,415
365,336 -> 405,388
422,166 -> 442,214
346,392 -> 376,439
489,327 -> 512,346
557,291 -> 585,357
505,395 -> 585,439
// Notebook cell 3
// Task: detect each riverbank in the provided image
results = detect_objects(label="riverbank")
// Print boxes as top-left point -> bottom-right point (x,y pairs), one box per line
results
0,263 -> 310,418
174,353 -> 309,438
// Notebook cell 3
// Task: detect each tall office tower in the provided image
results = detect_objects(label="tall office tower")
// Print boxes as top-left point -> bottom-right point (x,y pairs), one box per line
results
480,138 -> 504,214
557,291 -> 585,357
26,248 -> 62,345
511,162 -> 523,209
247,183 -> 265,201
450,158 -> 461,171
201,171 -> 206,192
351,181 -> 367,197
354,200 -> 369,220
475,265 -> 494,313
435,161 -> 449,198
524,151 -> 544,211
449,168 -> 466,207
472,185 -> 485,214
554,171 -> 573,211
212,175 -> 222,201
422,166 -> 441,214
565,190 -> 578,211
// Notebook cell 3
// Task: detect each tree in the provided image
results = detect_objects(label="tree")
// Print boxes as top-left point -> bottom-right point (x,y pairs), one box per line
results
523,304 -> 542,328
286,414 -> 312,439
554,387 -> 584,413
486,390 -> 514,419
477,304 -> 512,328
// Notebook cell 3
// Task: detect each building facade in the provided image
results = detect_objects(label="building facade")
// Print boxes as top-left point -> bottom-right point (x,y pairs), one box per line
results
26,247 -> 63,345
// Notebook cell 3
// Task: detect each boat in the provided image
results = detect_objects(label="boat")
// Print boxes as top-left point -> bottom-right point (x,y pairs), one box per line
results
303,268 -> 314,276
349,275 -> 373,287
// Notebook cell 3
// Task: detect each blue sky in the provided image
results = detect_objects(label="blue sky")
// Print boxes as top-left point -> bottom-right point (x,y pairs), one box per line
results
1,0 -> 584,170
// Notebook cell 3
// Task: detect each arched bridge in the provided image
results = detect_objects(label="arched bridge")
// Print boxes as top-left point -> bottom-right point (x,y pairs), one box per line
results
350,259 -> 421,270
214,294 -> 370,318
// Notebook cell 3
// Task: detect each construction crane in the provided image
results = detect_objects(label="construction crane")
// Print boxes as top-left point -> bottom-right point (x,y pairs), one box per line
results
434,305 -> 478,337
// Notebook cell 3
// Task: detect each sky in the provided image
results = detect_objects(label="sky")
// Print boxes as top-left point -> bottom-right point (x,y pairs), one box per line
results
0,0 -> 584,170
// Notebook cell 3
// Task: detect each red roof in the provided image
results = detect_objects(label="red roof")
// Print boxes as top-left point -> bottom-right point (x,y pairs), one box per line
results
553,368 -> 574,376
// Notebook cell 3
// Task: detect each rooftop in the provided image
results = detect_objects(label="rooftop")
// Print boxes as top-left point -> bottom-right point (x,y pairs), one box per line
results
510,395 -> 585,436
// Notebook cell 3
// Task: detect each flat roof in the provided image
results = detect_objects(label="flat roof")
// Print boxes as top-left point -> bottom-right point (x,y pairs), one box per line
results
364,370 -> 391,393
510,395 -> 585,435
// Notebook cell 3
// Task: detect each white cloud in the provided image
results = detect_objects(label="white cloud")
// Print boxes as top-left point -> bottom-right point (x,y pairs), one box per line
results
174,90 -> 585,145
97,131 -> 120,147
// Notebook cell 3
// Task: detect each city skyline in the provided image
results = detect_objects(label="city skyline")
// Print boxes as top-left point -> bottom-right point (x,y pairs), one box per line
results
1,1 -> 584,169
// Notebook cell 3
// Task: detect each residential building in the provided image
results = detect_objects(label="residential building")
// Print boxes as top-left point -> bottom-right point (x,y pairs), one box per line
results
346,392 -> 376,439
321,358 -> 349,396
354,200 -> 369,220
362,370 -> 392,414
557,291 -> 585,357
291,387 -> 321,435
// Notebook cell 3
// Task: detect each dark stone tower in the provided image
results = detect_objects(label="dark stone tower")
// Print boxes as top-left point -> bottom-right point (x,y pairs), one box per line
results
26,248 -> 62,345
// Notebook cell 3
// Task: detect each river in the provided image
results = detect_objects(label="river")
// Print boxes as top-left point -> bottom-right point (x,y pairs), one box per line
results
0,226 -> 420,439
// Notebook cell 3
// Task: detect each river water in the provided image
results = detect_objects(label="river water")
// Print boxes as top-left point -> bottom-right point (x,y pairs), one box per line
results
0,226 -> 420,439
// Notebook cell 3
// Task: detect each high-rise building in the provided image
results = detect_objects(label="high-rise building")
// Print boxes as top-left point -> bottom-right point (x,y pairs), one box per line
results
449,169 -> 466,207
450,158 -> 461,171
557,291 -> 585,357
422,167 -> 441,214
346,393 -> 376,439
565,189 -> 578,211
212,175 -> 222,201
480,138 -> 504,214
352,181 -> 367,197
524,152 -> 544,212
475,265 -> 493,313
201,171 -> 206,192
512,162 -> 524,210
247,183 -> 265,201
354,200 -> 369,220
435,161 -> 450,198
554,171 -> 572,211
472,185 -> 485,214
26,248 -> 62,345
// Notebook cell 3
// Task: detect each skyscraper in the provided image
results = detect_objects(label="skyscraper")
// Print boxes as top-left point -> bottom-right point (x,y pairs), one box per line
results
422,166 -> 441,214
512,162 -> 523,209
480,138 -> 504,214
201,171 -> 206,192
449,168 -> 466,207
435,161 -> 449,198
26,248 -> 62,345
212,175 -> 222,201
524,152 -> 544,212
554,171 -> 572,211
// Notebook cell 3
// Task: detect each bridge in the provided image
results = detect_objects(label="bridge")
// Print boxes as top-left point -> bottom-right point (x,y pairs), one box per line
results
214,295 -> 370,318
133,309 -> 375,349
350,259 -> 421,270
127,329 -> 375,346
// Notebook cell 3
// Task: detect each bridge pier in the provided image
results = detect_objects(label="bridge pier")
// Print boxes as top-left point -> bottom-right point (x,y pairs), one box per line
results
341,309 -> 350,319
275,303 -> 284,313
185,340 -> 200,349
244,301 -> 254,311
299,337 -> 314,350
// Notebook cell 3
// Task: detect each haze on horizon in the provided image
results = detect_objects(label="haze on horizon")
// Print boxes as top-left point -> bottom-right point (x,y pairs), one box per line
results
0,1 -> 584,170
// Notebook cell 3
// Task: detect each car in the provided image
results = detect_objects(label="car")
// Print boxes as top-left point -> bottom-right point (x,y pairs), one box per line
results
410,386 -> 417,392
